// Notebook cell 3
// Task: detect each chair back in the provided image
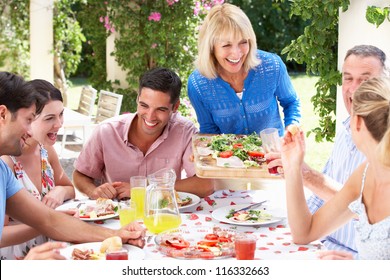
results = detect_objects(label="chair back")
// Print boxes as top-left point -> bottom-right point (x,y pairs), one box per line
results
77,86 -> 97,117
95,90 -> 123,123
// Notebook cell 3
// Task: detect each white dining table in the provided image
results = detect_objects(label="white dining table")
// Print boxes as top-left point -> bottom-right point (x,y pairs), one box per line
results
63,188 -> 322,260
63,107 -> 92,127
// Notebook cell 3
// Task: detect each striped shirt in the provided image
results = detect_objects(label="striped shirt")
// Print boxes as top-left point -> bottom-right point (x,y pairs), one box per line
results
307,117 -> 366,256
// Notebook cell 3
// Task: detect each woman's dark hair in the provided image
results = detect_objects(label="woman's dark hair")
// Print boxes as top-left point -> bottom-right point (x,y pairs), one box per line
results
28,79 -> 63,102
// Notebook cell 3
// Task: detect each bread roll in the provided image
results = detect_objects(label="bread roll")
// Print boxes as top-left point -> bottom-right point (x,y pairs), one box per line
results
287,124 -> 300,135
100,236 -> 123,253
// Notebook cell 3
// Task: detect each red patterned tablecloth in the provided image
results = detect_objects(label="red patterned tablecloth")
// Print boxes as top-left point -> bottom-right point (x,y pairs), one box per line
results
87,189 -> 322,260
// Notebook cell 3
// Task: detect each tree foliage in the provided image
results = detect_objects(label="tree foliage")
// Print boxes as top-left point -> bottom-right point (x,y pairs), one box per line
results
366,4 -> 390,27
280,0 -> 350,142
0,0 -> 30,76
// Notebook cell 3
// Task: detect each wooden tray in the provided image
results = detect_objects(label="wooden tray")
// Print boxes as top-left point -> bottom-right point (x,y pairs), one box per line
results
192,134 -> 281,179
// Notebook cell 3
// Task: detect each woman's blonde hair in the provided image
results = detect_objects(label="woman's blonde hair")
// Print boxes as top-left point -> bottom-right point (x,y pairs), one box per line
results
195,3 -> 260,79
353,77 -> 390,166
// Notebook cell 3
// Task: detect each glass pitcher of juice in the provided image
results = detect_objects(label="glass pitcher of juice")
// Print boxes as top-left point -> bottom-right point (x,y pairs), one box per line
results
143,168 -> 181,234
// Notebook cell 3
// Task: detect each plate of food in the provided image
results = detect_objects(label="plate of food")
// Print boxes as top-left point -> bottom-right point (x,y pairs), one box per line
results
60,236 -> 145,260
177,192 -> 200,211
155,226 -> 236,259
211,204 -> 283,226
56,198 -> 119,221
192,133 -> 280,179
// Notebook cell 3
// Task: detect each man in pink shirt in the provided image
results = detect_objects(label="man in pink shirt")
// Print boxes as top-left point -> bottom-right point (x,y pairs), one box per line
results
73,68 -> 214,200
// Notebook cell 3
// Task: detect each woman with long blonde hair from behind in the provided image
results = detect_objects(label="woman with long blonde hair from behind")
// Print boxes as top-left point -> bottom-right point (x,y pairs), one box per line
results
282,77 -> 390,259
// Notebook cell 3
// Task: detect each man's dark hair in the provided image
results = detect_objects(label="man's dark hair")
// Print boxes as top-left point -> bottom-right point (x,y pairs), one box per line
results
139,67 -> 182,104
0,72 -> 48,117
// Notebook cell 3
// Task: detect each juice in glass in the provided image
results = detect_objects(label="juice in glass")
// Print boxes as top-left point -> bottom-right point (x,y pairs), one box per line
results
105,250 -> 128,260
235,234 -> 257,260
143,213 -> 181,234
119,201 -> 137,227
131,187 -> 146,219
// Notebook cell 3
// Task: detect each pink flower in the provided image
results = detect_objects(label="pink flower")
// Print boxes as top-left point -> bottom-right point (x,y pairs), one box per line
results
151,43 -> 158,49
148,12 -> 161,22
213,0 -> 224,4
99,16 -> 104,23
166,0 -> 179,6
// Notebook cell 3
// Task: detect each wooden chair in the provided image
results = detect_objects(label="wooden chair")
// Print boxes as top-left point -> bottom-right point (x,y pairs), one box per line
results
95,90 -> 123,123
58,86 -> 97,156
76,85 -> 98,117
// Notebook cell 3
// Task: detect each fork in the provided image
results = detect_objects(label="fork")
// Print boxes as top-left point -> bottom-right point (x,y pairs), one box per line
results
232,200 -> 268,214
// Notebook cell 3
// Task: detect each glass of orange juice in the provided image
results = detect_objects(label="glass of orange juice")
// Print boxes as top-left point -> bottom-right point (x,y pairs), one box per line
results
130,176 -> 147,220
119,200 -> 137,227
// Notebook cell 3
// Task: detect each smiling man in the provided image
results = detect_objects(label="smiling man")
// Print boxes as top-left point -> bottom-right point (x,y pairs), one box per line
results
73,67 -> 214,200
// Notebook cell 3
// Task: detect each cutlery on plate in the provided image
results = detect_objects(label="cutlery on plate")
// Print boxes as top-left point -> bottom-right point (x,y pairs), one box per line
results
76,202 -> 84,209
232,200 -> 268,214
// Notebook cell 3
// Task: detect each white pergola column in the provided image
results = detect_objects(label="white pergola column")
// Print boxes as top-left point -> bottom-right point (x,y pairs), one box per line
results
337,0 -> 390,131
30,0 -> 54,82
106,32 -> 129,89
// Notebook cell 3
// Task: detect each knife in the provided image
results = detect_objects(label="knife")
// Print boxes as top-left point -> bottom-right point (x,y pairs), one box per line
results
232,200 -> 268,214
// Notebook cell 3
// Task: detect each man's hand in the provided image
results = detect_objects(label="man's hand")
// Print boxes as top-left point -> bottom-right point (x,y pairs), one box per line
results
118,222 -> 146,248
89,183 -> 118,199
112,181 -> 131,200
24,242 -> 67,260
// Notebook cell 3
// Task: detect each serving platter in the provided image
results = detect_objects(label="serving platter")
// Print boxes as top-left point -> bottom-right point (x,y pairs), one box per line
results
155,227 -> 236,259
192,134 -> 281,179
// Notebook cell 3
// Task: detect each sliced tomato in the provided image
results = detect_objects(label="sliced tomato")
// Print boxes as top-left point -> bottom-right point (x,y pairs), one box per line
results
167,240 -> 190,250
233,143 -> 243,149
219,150 -> 233,158
218,236 -> 232,243
204,233 -> 219,240
197,240 -> 218,247
247,151 -> 265,157
196,244 -> 212,252
79,215 -> 90,219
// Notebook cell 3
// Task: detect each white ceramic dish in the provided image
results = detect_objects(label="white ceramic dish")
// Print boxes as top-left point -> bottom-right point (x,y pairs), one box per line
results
177,192 -> 201,212
56,200 -> 119,222
60,242 -> 145,260
211,204 -> 283,226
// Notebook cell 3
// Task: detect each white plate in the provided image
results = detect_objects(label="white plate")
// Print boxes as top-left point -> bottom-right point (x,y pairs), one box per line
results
60,242 -> 145,260
56,200 -> 119,222
177,192 -> 200,212
211,204 -> 283,226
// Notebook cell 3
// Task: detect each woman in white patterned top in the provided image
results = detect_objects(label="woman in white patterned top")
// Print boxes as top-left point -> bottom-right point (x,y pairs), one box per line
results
281,77 -> 390,260
0,79 -> 75,259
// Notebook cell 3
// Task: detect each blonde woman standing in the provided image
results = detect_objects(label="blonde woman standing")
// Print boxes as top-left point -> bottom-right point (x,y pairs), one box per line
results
188,3 -> 301,136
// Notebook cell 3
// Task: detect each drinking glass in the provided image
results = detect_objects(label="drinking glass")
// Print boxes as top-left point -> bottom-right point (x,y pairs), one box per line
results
118,200 -> 137,227
130,176 -> 147,220
260,128 -> 281,175
105,249 -> 128,260
235,233 -> 257,260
